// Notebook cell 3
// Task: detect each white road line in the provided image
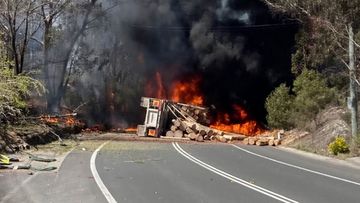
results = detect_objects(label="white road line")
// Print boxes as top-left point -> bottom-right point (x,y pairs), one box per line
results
232,144 -> 360,187
173,142 -> 298,203
90,141 -> 117,203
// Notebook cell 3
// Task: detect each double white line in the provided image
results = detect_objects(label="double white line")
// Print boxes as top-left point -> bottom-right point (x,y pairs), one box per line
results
172,142 -> 299,203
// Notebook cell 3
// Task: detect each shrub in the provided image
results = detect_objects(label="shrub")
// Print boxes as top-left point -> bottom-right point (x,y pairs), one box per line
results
0,68 -> 44,124
265,84 -> 294,129
328,136 -> 350,155
293,69 -> 335,110
265,69 -> 336,129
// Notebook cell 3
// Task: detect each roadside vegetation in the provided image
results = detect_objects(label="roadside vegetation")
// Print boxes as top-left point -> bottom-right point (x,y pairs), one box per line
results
266,69 -> 336,130
264,0 -> 360,156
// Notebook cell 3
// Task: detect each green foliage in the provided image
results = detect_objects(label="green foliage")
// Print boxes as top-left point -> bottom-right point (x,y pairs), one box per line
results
0,67 -> 45,123
328,136 -> 350,155
291,27 -> 339,75
266,70 -> 336,129
292,69 -> 335,126
265,84 -> 294,129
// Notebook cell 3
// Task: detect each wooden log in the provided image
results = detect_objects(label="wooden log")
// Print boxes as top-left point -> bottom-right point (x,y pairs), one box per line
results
268,139 -> 274,146
173,119 -> 181,127
174,130 -> 183,138
223,134 -> 246,141
215,135 -> 227,143
256,140 -> 268,146
191,124 -> 198,133
189,133 -> 198,140
196,135 -> 204,142
203,134 -> 211,140
166,131 -> 174,137
178,122 -> 186,131
274,139 -> 281,146
248,137 -> 258,145
194,109 -> 200,115
170,125 -> 177,132
243,137 -> 249,145
199,130 -> 207,137
185,127 -> 194,134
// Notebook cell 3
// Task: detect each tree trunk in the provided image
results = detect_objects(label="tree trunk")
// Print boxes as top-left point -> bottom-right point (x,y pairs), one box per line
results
348,24 -> 358,139
47,95 -> 61,114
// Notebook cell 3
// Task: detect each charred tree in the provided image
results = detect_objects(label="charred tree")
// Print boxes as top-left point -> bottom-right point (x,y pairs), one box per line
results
42,0 -> 101,113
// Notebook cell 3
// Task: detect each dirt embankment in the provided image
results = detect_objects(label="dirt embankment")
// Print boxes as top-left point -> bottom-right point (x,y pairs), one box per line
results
282,106 -> 352,155
0,121 -> 84,153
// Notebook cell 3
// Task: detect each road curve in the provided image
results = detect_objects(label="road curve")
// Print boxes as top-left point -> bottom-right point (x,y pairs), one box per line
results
2,141 -> 359,203
95,142 -> 360,203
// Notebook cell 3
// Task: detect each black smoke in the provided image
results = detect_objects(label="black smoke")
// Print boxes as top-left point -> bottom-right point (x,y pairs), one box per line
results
72,0 -> 298,127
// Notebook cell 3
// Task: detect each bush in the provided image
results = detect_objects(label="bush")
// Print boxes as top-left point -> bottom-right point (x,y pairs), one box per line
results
265,69 -> 337,129
265,84 -> 294,129
328,136 -> 350,155
293,69 -> 335,116
0,68 -> 44,124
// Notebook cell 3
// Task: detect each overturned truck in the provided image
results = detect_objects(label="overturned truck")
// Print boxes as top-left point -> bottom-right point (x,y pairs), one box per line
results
136,97 -> 244,142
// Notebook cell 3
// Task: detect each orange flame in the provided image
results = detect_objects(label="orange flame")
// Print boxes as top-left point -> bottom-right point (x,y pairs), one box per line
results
210,105 -> 263,136
125,127 -> 137,133
171,75 -> 204,106
145,71 -> 204,106
145,71 -> 167,99
156,72 -> 166,99
40,115 -> 83,127
41,117 -> 59,123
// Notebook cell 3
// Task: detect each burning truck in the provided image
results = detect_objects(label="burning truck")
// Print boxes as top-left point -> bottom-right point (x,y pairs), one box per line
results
137,97 -> 211,138
134,70 -> 283,145
136,97 -> 280,145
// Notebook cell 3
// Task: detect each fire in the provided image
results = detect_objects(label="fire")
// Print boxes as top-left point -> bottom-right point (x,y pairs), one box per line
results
125,127 -> 137,133
171,75 -> 204,106
156,72 -> 166,99
210,105 -> 264,136
65,117 -> 76,125
145,71 -> 167,99
145,71 -> 263,136
82,124 -> 104,132
40,115 -> 82,127
40,116 -> 59,124
145,71 -> 204,106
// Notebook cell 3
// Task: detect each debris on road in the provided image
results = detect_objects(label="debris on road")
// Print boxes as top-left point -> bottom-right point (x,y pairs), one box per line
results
27,153 -> 56,162
0,154 -> 10,165
242,130 -> 284,146
0,164 -> 31,170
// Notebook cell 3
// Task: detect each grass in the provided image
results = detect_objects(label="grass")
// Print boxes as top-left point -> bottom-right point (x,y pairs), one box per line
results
76,140 -> 167,152
30,140 -> 78,155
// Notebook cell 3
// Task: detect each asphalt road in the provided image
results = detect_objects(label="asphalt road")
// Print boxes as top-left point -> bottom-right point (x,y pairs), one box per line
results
1,141 -> 360,203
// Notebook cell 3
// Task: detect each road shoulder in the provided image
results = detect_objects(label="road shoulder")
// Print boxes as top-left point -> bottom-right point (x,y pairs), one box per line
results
278,146 -> 360,170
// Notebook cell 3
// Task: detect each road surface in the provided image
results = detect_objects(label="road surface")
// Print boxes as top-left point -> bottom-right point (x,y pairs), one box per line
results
1,141 -> 360,203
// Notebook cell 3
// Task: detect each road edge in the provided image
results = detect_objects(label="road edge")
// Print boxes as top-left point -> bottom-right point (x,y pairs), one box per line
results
277,146 -> 360,170
90,141 -> 117,203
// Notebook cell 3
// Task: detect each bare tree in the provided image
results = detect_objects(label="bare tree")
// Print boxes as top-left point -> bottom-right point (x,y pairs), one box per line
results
0,0 -> 40,74
42,0 -> 105,113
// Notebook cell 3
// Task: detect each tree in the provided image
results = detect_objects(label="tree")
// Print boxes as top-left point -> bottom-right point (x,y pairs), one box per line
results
40,0 -> 104,113
292,69 -> 335,127
264,0 -> 360,140
265,83 -> 294,129
0,0 -> 40,74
